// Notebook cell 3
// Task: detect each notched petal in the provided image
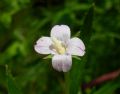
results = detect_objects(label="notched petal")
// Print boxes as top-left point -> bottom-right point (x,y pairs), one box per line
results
67,37 -> 85,56
34,37 -> 52,54
51,25 -> 71,42
52,55 -> 72,72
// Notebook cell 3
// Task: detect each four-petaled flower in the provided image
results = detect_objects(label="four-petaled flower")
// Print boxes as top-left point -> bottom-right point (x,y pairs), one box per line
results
34,25 -> 85,72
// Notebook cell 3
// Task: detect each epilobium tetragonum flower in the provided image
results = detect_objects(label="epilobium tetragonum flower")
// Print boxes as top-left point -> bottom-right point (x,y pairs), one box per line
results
34,25 -> 85,72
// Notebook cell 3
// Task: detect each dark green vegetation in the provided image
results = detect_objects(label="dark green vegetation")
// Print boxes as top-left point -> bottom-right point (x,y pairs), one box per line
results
0,0 -> 120,94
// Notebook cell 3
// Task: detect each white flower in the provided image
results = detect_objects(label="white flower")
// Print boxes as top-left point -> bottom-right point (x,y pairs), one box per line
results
34,25 -> 85,72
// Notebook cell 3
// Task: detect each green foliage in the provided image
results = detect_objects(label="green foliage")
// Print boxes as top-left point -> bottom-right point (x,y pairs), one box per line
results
66,5 -> 94,94
6,65 -> 22,94
0,0 -> 120,94
81,4 -> 94,45
94,79 -> 120,94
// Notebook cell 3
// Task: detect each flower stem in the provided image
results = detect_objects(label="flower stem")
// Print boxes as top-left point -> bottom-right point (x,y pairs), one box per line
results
64,72 -> 70,94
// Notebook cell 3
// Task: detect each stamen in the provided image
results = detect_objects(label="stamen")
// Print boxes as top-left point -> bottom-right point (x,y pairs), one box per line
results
51,37 -> 66,54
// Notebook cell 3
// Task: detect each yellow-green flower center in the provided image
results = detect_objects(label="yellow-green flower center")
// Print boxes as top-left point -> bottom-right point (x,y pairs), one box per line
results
51,37 -> 66,54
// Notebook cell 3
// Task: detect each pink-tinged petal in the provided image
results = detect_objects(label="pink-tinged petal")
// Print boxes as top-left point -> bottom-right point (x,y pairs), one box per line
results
52,55 -> 72,72
67,37 -> 85,56
51,25 -> 71,42
34,37 -> 52,54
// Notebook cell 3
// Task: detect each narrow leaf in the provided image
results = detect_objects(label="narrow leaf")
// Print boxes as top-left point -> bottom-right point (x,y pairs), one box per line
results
73,31 -> 81,37
43,55 -> 53,59
6,65 -> 22,94
94,80 -> 120,94
67,4 -> 95,94
81,3 -> 95,45
73,56 -> 81,60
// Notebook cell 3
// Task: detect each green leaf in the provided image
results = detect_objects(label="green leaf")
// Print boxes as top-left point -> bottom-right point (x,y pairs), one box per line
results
81,3 -> 95,45
94,80 -> 120,94
73,31 -> 81,37
6,65 -> 22,94
43,55 -> 53,59
66,4 -> 95,94
73,56 -> 81,60
66,59 -> 85,94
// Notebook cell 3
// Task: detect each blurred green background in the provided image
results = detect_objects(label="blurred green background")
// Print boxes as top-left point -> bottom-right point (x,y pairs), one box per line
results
0,0 -> 120,94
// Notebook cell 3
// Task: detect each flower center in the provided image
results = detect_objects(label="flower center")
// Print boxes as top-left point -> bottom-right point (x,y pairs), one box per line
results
51,37 -> 66,54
